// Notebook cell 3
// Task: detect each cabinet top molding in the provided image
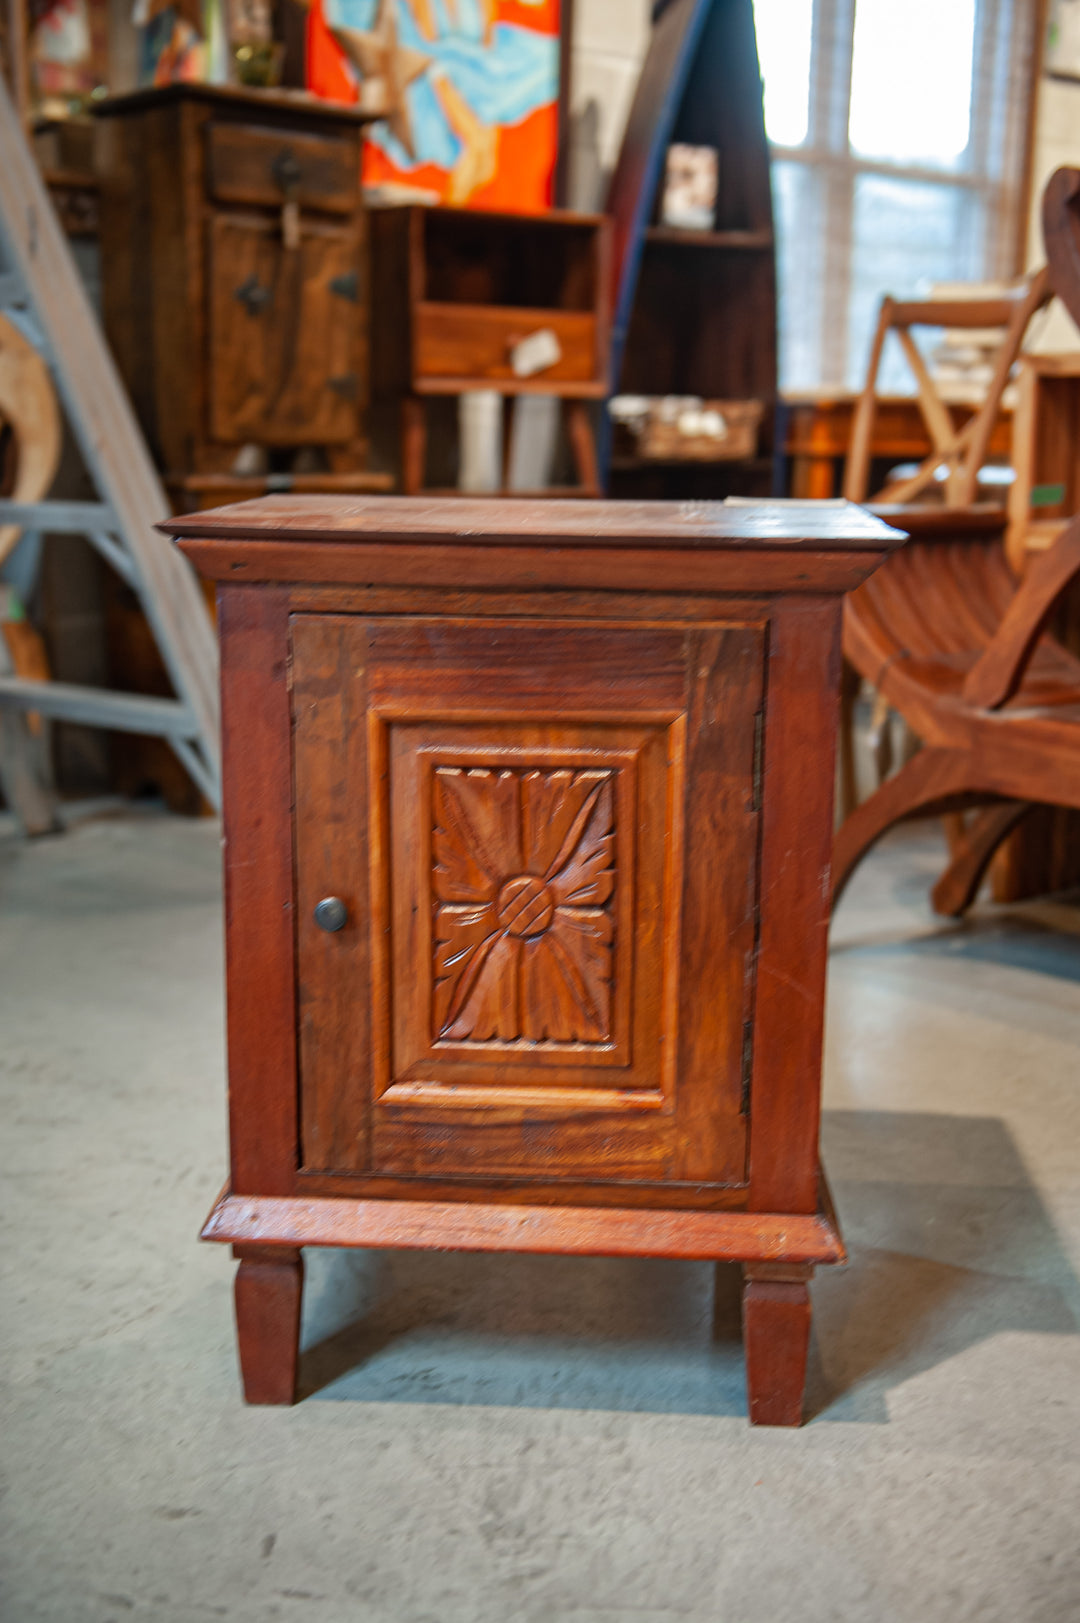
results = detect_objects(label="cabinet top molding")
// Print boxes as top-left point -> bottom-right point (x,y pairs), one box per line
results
163,495 -> 906,553
93,83 -> 382,126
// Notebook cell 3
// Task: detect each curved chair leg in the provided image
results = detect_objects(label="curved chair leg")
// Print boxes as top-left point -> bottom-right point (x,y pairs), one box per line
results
832,748 -> 983,908
930,801 -> 1032,918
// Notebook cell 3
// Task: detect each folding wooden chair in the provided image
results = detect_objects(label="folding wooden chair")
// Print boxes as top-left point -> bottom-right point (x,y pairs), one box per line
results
842,270 -> 1051,507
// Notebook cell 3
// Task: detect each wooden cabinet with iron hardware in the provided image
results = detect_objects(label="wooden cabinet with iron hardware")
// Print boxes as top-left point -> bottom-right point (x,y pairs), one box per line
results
164,494 -> 904,1426
94,84 -> 389,507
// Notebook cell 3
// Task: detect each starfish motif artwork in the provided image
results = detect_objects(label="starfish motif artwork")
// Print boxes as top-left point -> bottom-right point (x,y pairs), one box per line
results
331,0 -> 432,160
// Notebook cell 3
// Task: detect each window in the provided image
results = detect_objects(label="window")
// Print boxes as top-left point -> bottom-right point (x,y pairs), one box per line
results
752,0 -> 1041,389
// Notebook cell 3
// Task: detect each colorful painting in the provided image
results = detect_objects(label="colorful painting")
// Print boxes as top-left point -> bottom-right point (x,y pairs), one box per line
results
307,0 -> 562,212
30,0 -> 109,114
133,0 -> 226,87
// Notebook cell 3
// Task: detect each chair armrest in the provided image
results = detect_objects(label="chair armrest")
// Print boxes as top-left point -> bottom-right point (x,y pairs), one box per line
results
962,513 -> 1080,709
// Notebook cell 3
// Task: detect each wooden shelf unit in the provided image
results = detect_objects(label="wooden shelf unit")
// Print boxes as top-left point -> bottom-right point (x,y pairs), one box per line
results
604,0 -> 778,499
369,205 -> 611,494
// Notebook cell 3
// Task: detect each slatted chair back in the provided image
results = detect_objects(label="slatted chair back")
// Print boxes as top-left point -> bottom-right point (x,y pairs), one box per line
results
842,270 -> 1051,507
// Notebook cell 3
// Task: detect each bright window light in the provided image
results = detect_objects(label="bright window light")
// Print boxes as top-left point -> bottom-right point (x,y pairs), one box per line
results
752,0 -> 814,147
848,0 -> 977,165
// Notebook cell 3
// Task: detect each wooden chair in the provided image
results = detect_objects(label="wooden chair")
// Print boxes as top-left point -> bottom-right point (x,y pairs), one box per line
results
832,503 -> 1080,913
842,269 -> 1050,506
834,169 -> 1080,913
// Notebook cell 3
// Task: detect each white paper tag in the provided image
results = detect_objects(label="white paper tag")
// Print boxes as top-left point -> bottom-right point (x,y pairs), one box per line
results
509,328 -> 562,378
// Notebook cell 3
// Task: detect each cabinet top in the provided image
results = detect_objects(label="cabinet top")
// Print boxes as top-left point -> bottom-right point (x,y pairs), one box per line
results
164,496 -> 905,596
93,83 -> 379,126
163,495 -> 905,552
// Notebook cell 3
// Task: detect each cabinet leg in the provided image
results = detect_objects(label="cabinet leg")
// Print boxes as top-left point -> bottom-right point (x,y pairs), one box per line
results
565,400 -> 601,495
742,1263 -> 813,1426
233,1244 -> 303,1405
401,396 -> 426,494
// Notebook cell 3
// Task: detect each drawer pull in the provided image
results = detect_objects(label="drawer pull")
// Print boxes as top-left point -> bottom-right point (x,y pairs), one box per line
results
271,148 -> 303,196
329,270 -> 360,302
314,896 -> 348,932
234,273 -> 271,317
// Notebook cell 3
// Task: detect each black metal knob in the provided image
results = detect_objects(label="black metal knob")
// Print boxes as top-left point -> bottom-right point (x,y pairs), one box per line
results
314,896 -> 348,933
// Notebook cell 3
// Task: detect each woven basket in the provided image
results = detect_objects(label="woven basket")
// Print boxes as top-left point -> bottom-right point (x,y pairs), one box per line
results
636,398 -> 764,462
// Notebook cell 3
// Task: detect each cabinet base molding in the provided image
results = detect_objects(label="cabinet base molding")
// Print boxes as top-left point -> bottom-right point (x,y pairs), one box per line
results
203,1184 -> 845,1266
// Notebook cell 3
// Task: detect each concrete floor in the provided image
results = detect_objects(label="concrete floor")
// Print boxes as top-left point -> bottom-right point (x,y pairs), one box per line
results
2,807 -> 1079,1623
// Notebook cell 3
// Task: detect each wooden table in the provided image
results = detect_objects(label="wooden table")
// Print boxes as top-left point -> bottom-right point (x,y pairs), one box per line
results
784,391 -> 1013,499
165,495 -> 903,1426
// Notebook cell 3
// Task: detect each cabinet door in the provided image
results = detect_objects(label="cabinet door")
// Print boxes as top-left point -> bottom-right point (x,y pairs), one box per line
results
293,615 -> 764,1188
207,213 -> 362,445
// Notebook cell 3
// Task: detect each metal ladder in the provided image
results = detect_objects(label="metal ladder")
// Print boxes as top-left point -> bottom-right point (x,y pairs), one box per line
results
0,73 -> 220,825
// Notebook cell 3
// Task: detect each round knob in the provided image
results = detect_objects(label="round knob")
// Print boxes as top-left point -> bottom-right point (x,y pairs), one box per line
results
314,896 -> 348,933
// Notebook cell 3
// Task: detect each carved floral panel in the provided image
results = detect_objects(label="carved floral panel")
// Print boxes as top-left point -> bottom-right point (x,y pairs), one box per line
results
432,766 -> 617,1044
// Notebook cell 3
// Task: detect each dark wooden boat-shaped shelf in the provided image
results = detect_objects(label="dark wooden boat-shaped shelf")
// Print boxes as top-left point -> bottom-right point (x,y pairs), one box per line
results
605,0 -> 778,498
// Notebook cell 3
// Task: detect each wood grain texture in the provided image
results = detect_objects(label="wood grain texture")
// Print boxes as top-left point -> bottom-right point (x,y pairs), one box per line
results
283,584 -> 774,622
748,596 -> 841,1215
232,1244 -> 303,1405
962,513 -> 1080,708
930,802 -> 1032,918
292,614 -> 373,1173
172,538 -> 886,596
206,215 -> 362,446
165,494 -> 904,549
673,627 -> 762,1182
96,85 -> 369,479
180,496 -> 900,1423
218,586 -> 298,1194
742,1265 -> 812,1426
291,614 -> 762,1186
837,493 -> 1080,907
205,122 -> 358,214
294,1168 -> 751,1211
204,1189 -> 845,1264
414,303 -> 598,387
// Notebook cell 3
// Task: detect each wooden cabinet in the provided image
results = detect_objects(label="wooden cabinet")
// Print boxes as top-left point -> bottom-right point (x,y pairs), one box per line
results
95,85 -> 381,501
165,494 -> 904,1426
369,205 -> 610,494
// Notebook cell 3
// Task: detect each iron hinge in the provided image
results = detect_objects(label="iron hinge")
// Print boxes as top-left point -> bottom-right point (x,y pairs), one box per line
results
329,269 -> 360,302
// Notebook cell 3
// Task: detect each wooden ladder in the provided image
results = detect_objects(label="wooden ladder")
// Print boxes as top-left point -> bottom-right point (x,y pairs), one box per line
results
0,73 -> 220,828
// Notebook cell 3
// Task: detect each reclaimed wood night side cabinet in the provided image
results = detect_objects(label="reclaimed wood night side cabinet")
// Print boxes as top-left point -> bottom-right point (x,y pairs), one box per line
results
164,495 -> 904,1425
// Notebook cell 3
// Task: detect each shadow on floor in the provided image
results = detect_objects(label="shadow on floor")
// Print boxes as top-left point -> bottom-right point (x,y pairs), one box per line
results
832,907 -> 1080,986
296,1110 -> 1078,1422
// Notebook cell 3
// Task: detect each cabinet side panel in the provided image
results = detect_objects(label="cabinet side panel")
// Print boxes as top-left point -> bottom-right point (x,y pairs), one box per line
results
292,614 -> 373,1172
219,585 -> 298,1195
748,595 -> 841,1214
673,625 -> 764,1182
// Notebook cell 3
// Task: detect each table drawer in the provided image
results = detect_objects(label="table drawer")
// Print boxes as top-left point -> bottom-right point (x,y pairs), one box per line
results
205,122 -> 358,215
414,302 -> 599,388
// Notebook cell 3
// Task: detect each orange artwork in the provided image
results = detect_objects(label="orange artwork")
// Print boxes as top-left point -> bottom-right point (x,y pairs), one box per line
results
307,0 -> 562,212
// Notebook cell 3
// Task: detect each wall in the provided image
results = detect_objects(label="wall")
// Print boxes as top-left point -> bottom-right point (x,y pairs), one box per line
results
566,0 -> 652,210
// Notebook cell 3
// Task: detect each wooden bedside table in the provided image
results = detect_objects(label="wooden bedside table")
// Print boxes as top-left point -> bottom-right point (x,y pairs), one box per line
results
164,495 -> 904,1426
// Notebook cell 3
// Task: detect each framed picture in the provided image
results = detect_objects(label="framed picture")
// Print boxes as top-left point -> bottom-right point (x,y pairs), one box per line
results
307,0 -> 570,212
